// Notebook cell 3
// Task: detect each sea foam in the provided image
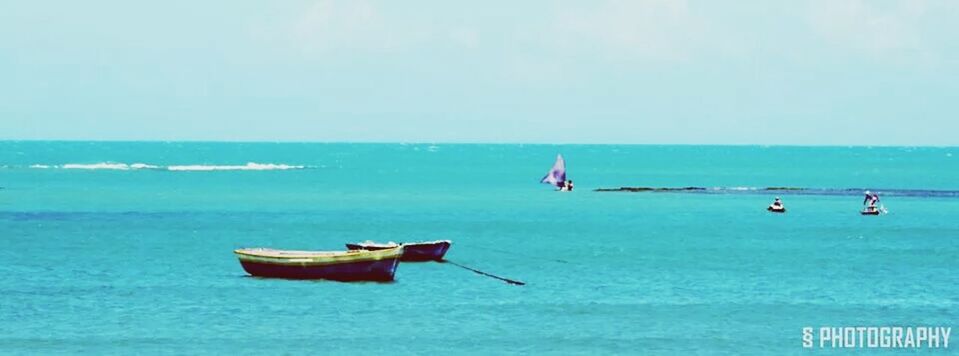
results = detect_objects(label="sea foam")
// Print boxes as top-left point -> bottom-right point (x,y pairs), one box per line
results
28,162 -> 306,171
166,163 -> 306,171
62,163 -> 133,170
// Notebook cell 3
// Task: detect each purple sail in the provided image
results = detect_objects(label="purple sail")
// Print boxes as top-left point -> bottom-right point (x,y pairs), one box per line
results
541,154 -> 566,188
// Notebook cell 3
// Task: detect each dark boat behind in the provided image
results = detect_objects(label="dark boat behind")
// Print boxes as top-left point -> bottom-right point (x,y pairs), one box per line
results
346,240 -> 452,262
234,247 -> 403,281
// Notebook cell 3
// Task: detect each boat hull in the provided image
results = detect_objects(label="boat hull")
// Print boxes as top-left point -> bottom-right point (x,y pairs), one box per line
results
346,240 -> 452,262
861,210 -> 881,215
767,207 -> 786,213
234,247 -> 402,281
238,259 -> 399,281
400,241 -> 452,261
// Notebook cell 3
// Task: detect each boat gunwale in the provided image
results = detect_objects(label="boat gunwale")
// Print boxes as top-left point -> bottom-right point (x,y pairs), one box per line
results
351,240 -> 452,248
402,239 -> 452,246
234,246 -> 404,266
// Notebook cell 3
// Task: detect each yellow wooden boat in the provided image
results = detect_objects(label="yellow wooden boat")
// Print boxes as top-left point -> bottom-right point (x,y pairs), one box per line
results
234,246 -> 404,281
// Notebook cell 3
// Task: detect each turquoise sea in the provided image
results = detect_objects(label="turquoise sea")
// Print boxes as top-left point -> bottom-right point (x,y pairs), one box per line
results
1,142 -> 957,355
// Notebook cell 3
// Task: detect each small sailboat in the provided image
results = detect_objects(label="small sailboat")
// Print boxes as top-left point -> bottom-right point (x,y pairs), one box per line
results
541,154 -> 568,190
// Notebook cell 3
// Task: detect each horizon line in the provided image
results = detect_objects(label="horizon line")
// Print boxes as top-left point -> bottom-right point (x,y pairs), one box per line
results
0,138 -> 957,148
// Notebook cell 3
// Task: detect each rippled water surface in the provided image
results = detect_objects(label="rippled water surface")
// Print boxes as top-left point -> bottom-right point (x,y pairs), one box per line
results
1,142 -> 957,354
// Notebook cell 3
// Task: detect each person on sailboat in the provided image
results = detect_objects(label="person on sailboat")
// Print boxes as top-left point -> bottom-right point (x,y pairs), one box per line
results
565,180 -> 574,192
862,191 -> 881,213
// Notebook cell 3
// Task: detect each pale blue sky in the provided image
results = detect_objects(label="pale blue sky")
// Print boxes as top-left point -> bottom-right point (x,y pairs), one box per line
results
1,1 -> 957,145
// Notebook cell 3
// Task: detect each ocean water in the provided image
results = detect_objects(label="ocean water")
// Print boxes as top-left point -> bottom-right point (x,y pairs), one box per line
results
1,142 -> 957,355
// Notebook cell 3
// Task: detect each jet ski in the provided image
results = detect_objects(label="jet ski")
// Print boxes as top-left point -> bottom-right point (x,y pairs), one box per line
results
861,205 -> 885,215
767,197 -> 786,213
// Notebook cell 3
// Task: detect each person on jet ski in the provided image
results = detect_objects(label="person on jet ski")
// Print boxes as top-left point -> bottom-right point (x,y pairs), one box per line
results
862,192 -> 881,212
768,197 -> 784,211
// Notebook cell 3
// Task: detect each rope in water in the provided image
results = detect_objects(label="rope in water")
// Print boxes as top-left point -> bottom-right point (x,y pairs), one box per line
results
443,260 -> 526,286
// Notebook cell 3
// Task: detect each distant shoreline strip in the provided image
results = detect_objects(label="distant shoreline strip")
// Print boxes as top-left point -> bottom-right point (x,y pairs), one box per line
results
594,187 -> 959,198
22,162 -> 310,171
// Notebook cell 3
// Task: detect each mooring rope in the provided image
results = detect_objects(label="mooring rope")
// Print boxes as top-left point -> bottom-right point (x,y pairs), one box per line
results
443,260 -> 526,286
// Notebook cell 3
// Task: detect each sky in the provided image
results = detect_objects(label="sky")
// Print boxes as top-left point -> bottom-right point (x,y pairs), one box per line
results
1,0 -> 957,145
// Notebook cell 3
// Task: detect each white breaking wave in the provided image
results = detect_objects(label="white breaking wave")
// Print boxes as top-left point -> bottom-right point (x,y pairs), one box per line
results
62,163 -> 133,170
130,163 -> 161,169
166,163 -> 306,171
27,162 -> 307,171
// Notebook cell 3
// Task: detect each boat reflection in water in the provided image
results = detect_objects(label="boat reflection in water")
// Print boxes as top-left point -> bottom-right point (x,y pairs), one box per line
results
234,246 -> 403,281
